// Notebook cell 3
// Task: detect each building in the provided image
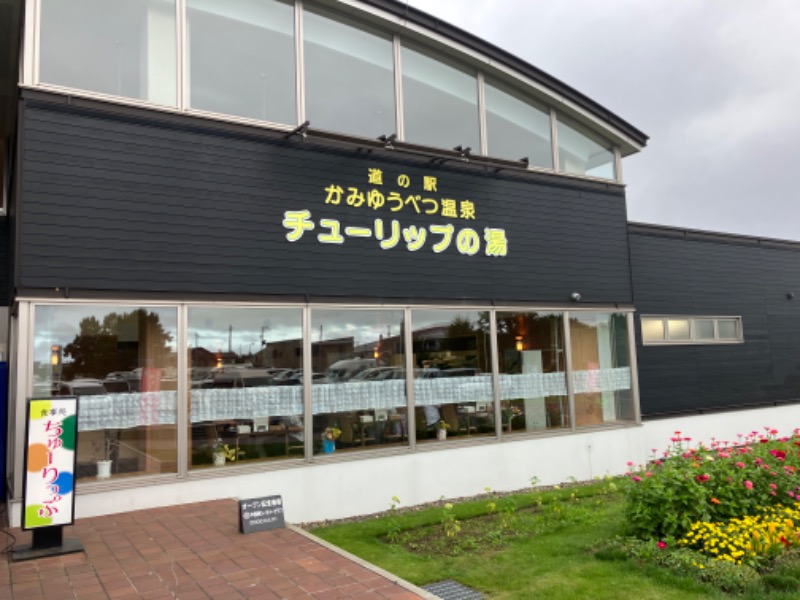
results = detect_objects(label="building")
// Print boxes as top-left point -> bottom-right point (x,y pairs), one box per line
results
0,0 -> 798,526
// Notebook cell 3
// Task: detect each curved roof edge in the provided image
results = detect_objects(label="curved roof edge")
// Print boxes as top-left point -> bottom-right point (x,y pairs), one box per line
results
359,0 -> 649,149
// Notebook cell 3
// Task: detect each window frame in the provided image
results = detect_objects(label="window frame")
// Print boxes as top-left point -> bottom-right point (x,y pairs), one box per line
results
640,315 -> 744,346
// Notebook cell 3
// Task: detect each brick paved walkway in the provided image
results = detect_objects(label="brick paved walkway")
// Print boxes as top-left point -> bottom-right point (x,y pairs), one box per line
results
0,499 -> 429,599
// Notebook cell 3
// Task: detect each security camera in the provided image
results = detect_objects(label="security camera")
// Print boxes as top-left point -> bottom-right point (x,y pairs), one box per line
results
571,292 -> 582,302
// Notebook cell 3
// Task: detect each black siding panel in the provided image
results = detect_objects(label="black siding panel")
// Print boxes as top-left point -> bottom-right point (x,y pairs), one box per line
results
630,228 -> 800,416
18,98 -> 633,305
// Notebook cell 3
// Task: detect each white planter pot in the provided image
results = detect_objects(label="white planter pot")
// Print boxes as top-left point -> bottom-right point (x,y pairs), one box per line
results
437,428 -> 447,441
212,451 -> 226,466
96,459 -> 113,480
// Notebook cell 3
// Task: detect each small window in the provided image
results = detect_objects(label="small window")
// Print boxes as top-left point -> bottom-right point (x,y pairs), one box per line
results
641,316 -> 743,345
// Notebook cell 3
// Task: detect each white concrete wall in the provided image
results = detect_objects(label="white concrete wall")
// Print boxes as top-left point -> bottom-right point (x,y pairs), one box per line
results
9,403 -> 800,527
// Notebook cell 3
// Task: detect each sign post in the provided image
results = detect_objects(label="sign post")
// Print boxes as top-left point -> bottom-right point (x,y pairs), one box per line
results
12,397 -> 83,561
239,495 -> 285,534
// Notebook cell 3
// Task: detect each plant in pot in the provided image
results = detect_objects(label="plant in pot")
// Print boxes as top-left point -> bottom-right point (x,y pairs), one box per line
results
436,419 -> 450,441
322,427 -> 341,453
92,431 -> 120,480
209,438 -> 237,466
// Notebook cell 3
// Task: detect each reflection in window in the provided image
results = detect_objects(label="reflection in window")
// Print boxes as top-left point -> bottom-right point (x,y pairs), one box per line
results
410,310 -> 494,442
557,114 -> 615,179
485,80 -> 552,168
40,0 -> 177,106
34,305 -> 178,480
401,44 -> 479,151
496,312 -> 567,432
569,312 -> 634,428
187,0 -> 295,124
304,7 -> 395,138
188,306 -> 303,468
311,309 -> 408,454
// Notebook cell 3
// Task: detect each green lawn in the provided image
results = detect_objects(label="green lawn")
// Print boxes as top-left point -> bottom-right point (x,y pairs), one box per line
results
308,482 -> 800,599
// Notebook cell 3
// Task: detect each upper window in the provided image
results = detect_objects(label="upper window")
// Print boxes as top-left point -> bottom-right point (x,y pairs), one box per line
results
557,114 -> 615,179
641,316 -> 743,345
485,80 -> 552,168
39,0 -> 177,107
33,0 -> 623,182
187,0 -> 295,124
304,6 -> 395,138
401,44 -> 479,151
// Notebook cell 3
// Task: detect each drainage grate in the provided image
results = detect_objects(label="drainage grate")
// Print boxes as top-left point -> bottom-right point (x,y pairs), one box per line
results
422,579 -> 484,600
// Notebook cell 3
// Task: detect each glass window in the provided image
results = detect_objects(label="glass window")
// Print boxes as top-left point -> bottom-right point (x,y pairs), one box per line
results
40,0 -> 177,106
667,319 -> 691,341
401,44 -> 479,151
496,311 -> 567,432
304,7 -> 395,138
410,310 -> 494,442
311,309 -> 408,454
717,319 -> 739,340
188,306 -> 303,469
640,318 -> 665,342
569,312 -> 635,428
556,114 -> 615,179
641,316 -> 744,345
187,0 -> 295,124
33,305 -> 178,480
485,80 -> 552,168
694,319 -> 715,340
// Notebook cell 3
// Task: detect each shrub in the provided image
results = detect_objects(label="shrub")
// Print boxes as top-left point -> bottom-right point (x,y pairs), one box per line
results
623,428 -> 800,539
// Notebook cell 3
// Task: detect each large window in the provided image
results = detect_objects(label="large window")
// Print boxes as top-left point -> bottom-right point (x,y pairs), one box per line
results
496,311 -> 568,432
569,312 -> 635,427
311,309 -> 408,454
304,6 -> 395,138
24,303 -> 639,481
40,0 -> 177,106
401,44 -> 479,151
33,305 -> 178,480
485,80 -> 553,168
33,1 -> 624,182
641,316 -> 743,345
187,0 -> 295,124
188,306 -> 303,469
410,309 -> 494,442
557,114 -> 615,179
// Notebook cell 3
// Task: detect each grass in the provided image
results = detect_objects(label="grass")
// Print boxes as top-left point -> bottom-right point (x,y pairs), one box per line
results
308,481 -> 800,599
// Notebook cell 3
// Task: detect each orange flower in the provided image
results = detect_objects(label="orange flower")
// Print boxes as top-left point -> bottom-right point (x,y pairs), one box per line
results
710,497 -> 721,505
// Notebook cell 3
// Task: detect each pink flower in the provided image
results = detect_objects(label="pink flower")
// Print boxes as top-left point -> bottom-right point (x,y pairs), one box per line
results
770,483 -> 778,490
744,480 -> 753,490
632,476 -> 642,483
657,541 -> 667,549
626,461 -> 634,467
736,462 -> 746,468
645,472 -> 652,478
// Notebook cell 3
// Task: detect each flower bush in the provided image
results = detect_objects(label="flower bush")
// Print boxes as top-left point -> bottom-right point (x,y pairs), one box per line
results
624,428 -> 800,539
678,504 -> 800,567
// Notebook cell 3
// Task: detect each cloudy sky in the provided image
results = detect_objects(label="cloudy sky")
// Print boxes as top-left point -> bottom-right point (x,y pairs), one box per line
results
406,0 -> 800,241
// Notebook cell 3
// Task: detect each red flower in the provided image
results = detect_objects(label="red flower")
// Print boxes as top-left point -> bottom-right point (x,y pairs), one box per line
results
770,450 -> 787,461
695,474 -> 710,483
657,541 -> 667,549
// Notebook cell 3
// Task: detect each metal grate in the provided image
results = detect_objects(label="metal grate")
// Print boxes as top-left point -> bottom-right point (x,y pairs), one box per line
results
422,579 -> 484,600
